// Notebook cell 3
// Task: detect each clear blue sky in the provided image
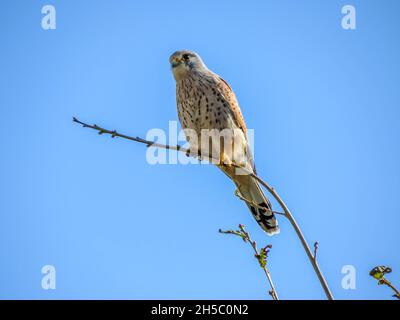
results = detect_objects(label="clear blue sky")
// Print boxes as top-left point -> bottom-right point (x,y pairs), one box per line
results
0,0 -> 399,299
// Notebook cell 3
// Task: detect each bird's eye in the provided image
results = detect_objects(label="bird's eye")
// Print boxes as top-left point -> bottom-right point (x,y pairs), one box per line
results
182,54 -> 190,60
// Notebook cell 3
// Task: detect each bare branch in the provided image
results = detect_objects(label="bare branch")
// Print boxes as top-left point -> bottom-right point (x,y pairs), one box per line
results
72,117 -> 188,153
73,116 -> 334,300
240,169 -> 334,300
381,279 -> 400,300
219,224 -> 279,300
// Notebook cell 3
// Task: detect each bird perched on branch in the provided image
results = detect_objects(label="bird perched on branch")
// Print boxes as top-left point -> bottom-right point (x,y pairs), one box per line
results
170,50 -> 279,235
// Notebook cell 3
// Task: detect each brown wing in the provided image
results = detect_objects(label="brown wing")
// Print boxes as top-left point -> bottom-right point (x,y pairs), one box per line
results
216,76 -> 248,139
216,76 -> 257,173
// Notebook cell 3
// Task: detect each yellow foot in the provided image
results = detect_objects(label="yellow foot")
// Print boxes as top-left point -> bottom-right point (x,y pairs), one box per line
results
219,152 -> 232,167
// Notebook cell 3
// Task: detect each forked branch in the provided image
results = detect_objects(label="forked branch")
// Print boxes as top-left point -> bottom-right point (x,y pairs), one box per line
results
220,224 -> 278,300
73,117 -> 334,300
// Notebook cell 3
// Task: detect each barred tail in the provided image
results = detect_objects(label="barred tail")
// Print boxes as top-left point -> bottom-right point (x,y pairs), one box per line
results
237,176 -> 280,236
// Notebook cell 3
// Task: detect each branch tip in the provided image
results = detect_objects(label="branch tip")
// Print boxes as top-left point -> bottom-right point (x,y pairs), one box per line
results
219,224 -> 278,300
73,115 -> 334,300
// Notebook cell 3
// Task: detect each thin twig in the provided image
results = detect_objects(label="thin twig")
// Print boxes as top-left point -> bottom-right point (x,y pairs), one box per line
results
381,278 -> 400,299
219,224 -> 279,300
313,242 -> 319,262
72,117 -> 187,153
73,117 -> 334,300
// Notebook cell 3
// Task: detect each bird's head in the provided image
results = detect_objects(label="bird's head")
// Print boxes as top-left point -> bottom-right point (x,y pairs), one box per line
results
169,50 -> 206,81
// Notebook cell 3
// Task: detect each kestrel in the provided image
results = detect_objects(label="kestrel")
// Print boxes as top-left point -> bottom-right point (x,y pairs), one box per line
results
170,50 -> 279,235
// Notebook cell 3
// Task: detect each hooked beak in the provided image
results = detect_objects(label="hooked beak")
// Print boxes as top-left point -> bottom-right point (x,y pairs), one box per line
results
170,56 -> 181,68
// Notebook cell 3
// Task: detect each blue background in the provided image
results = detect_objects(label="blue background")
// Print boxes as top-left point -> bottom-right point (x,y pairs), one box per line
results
0,0 -> 399,299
